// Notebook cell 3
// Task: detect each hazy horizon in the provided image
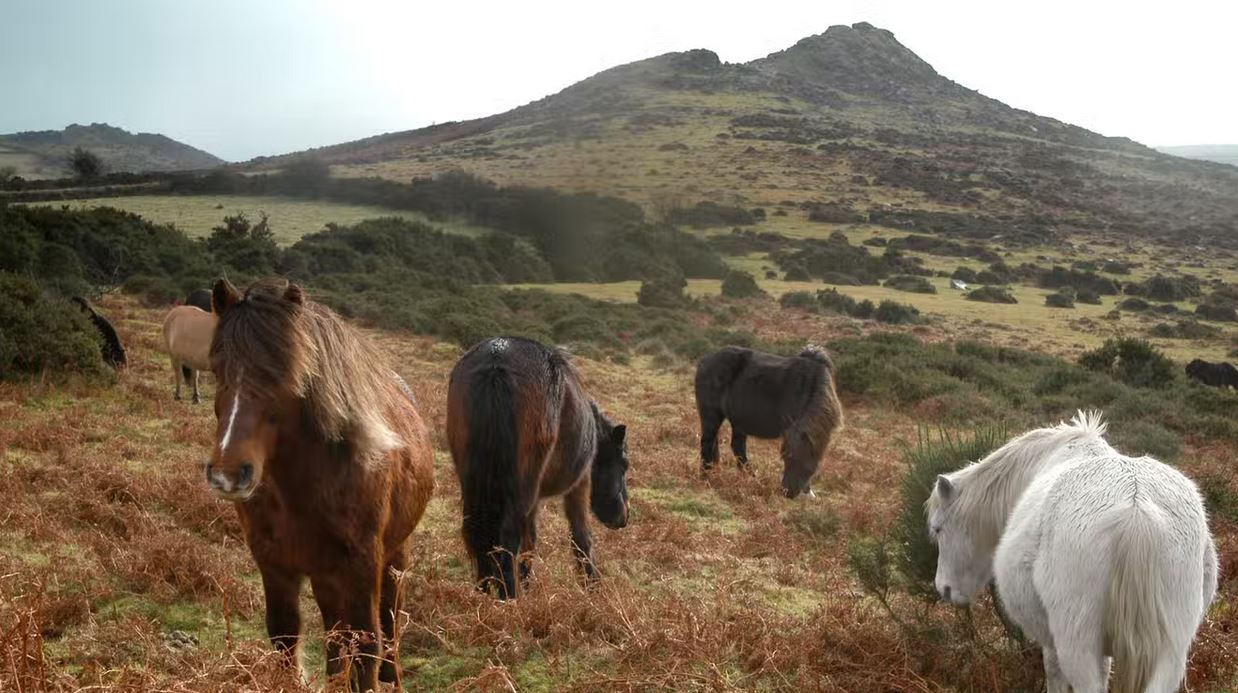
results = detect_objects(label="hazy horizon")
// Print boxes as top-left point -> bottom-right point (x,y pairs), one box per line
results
3,0 -> 1235,162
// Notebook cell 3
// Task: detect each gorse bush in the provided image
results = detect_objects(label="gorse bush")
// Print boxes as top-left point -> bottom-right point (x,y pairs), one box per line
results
966,286 -> 1017,304
891,426 -> 1009,600
637,273 -> 689,309
0,272 -> 107,381
1077,337 -> 1175,389
1044,289 -> 1075,308
883,275 -> 936,294
720,270 -> 764,298
206,213 -> 281,276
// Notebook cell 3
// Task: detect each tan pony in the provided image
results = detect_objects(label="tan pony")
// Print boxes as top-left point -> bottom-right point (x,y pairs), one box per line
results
161,304 -> 217,403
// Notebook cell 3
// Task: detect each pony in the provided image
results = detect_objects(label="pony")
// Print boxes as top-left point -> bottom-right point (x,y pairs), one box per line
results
161,304 -> 216,403
71,296 -> 126,369
206,277 -> 434,691
928,411 -> 1217,693
446,336 -> 630,599
694,345 -> 843,497
1185,358 -> 1238,389
185,288 -> 213,313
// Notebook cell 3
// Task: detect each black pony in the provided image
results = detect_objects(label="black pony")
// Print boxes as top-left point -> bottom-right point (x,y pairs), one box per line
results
446,336 -> 631,599
71,297 -> 126,369
695,345 -> 843,497
1186,359 -> 1238,389
185,288 -> 213,312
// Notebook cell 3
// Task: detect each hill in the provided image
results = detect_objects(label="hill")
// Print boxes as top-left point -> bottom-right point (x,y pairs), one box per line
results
248,22 -> 1238,246
0,122 -> 224,178
1159,144 -> 1238,168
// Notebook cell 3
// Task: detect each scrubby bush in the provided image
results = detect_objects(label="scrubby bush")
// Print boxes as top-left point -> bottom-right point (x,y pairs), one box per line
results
206,213 -> 281,276
1148,321 -> 1221,340
1195,303 -> 1237,322
951,266 -> 978,283
0,272 -> 107,380
966,286 -> 1017,304
1076,289 -> 1102,305
890,427 -> 1009,599
819,271 -> 862,285
874,300 -> 922,324
665,201 -> 757,227
1044,290 -> 1075,308
1037,266 -> 1119,296
720,270 -> 764,299
779,291 -> 818,311
1078,338 -> 1175,389
883,275 -> 936,294
1124,274 -> 1202,301
637,273 -> 689,308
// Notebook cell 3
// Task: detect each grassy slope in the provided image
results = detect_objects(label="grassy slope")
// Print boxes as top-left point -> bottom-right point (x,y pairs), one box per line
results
2,296 -> 1237,691
18,195 -> 491,244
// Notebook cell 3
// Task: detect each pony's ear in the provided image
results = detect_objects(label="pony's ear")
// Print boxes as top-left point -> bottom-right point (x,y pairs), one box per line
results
935,475 -> 956,501
283,282 -> 305,305
212,278 -> 241,316
612,424 -> 627,444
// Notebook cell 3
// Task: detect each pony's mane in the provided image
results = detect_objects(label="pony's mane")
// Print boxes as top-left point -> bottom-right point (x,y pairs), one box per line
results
798,344 -> 834,368
927,410 -> 1108,550
211,278 -> 403,459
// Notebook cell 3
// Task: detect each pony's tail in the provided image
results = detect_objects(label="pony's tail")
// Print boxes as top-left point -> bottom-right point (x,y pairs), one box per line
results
1106,500 -> 1172,693
460,364 -> 520,589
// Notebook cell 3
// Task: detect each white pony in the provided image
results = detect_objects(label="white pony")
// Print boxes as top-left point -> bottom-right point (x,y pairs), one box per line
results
927,411 -> 1217,693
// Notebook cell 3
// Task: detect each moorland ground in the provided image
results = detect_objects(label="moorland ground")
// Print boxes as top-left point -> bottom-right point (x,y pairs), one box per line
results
2,291 -> 1237,692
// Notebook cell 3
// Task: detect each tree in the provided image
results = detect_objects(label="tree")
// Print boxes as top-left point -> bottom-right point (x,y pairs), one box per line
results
68,147 -> 104,179
206,213 -> 281,275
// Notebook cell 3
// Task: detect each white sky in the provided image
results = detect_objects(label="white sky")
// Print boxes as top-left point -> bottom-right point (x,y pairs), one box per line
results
2,0 -> 1234,161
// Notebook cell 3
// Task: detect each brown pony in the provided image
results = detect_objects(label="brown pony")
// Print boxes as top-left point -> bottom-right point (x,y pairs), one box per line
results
446,336 -> 630,599
206,277 -> 434,691
162,305 -> 216,403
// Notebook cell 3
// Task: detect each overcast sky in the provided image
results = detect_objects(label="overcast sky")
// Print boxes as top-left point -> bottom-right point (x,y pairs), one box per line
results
2,1 -> 1233,162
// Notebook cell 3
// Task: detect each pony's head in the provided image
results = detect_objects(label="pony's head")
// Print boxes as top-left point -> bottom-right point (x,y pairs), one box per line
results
590,403 -> 630,529
1185,359 -> 1207,378
926,473 -> 993,606
205,278 -> 312,500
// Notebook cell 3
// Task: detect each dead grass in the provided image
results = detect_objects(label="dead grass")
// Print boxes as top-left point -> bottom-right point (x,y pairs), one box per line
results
2,296 -> 1236,691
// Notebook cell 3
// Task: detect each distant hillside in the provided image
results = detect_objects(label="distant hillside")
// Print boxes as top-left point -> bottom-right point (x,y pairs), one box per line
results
251,22 -> 1238,245
1158,144 -> 1238,168
0,123 -> 224,178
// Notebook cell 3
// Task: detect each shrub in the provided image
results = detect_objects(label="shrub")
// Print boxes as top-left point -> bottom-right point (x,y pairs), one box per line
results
1118,297 -> 1150,312
782,263 -> 810,281
720,270 -> 764,299
951,266 -> 978,283
1077,338 -> 1175,389
883,275 -> 937,294
637,274 -> 689,308
817,289 -> 858,316
665,201 -> 756,227
1109,421 -> 1180,461
819,271 -> 862,285
890,427 -> 1009,600
1125,274 -> 1201,301
1037,266 -> 1119,295
206,213 -> 281,276
1044,290 -> 1075,308
0,272 -> 107,380
779,291 -> 818,311
966,286 -> 1017,304
1076,289 -> 1102,304
1148,321 -> 1221,340
1195,303 -> 1237,322
874,300 -> 922,324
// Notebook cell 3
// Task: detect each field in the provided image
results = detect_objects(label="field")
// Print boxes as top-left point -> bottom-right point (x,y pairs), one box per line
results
3,295 -> 1238,692
20,195 -> 491,244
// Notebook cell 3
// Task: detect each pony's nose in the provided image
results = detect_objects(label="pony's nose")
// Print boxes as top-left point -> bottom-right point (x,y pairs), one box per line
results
206,461 -> 256,497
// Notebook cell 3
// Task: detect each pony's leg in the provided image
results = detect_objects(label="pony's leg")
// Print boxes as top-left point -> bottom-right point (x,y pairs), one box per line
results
378,551 -> 408,687
1041,648 -> 1069,693
190,369 -> 201,405
730,427 -> 749,467
1048,607 -> 1107,693
259,566 -> 304,674
495,504 -> 526,599
311,565 -> 383,692
171,358 -> 182,400
698,409 -> 723,469
519,505 -> 539,585
565,482 -> 598,580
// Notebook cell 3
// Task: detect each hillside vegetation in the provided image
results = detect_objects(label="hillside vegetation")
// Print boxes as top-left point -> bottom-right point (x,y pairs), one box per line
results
0,123 -> 223,179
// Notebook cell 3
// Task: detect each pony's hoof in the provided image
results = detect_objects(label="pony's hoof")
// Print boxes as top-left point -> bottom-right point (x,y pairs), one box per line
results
191,396 -> 201,405
174,394 -> 182,401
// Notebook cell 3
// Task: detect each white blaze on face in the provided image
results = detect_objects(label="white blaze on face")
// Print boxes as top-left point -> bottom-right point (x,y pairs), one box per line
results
220,389 -> 242,453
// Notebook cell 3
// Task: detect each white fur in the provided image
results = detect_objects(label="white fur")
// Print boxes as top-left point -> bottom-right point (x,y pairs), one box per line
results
219,391 -> 241,453
928,410 -> 1218,693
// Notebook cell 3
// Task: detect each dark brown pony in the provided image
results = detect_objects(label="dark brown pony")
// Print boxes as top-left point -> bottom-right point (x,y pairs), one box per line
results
695,345 -> 843,497
446,336 -> 630,599
206,277 -> 434,691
